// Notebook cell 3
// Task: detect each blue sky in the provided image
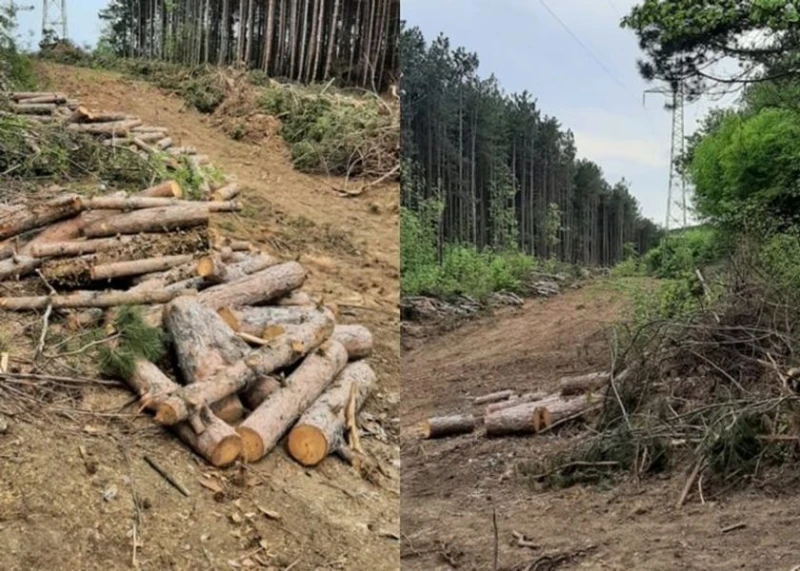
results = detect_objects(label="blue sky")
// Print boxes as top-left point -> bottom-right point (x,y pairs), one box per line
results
13,0 -> 107,50
402,0 -> 739,225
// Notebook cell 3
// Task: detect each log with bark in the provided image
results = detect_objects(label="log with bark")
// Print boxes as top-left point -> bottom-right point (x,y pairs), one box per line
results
10,103 -> 57,115
82,197 -> 204,211
197,262 -> 307,310
484,392 -> 603,436
139,180 -> 183,198
211,182 -> 241,202
126,360 -> 242,467
217,305 -> 332,337
162,297 -> 249,423
473,390 -> 515,406
422,415 -> 477,439
82,203 -> 237,238
196,252 -> 280,284
287,361 -> 376,466
30,235 -> 138,258
0,195 -> 84,240
91,254 -> 195,281
559,372 -> 611,396
0,255 -> 42,280
238,340 -> 349,462
241,312 -> 336,409
331,324 -> 373,360
67,119 -> 142,135
485,391 -> 548,415
0,288 -> 196,310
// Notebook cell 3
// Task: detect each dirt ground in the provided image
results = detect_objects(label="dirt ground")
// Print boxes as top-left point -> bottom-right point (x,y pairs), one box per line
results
0,63 -> 399,571
401,281 -> 800,571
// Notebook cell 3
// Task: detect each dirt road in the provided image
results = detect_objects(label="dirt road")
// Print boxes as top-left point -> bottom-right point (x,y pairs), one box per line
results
401,282 -> 800,570
0,63 -> 399,571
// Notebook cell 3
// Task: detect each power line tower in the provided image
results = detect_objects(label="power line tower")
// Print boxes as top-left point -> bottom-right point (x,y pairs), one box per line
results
41,0 -> 67,40
644,81 -> 690,231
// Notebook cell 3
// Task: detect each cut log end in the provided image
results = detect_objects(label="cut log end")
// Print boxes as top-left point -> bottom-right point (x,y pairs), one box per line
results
154,403 -> 180,426
196,256 -> 217,278
238,426 -> 265,463
217,307 -> 240,331
286,424 -> 329,467
211,434 -> 244,467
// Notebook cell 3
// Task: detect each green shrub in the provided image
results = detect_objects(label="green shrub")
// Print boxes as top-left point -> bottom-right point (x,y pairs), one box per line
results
758,230 -> 800,294
644,227 -> 720,279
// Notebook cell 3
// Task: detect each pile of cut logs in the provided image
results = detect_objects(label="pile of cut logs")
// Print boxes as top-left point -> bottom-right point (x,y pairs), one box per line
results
5,91 -> 217,194
422,371 -> 622,439
0,92 -> 378,470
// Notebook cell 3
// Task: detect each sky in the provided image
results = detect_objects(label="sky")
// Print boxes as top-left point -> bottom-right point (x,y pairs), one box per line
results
402,0 -> 741,226
12,0 -> 107,50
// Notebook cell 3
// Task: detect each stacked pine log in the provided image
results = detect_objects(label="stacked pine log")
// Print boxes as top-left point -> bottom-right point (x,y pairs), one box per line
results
0,92 -> 379,470
6,92 -> 216,194
422,371 -> 618,439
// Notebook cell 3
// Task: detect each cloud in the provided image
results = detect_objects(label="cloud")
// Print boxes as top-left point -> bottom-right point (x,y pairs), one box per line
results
572,131 -> 669,168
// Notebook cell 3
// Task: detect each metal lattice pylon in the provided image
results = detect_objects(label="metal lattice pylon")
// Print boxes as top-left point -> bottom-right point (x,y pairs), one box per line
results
644,81 -> 691,230
42,0 -> 67,40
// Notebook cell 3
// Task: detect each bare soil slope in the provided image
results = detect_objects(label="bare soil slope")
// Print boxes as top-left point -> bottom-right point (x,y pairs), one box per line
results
0,63 -> 399,571
402,282 -> 800,571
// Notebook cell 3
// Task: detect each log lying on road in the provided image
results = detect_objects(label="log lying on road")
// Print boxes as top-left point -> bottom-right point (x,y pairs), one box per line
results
126,360 -> 241,467
238,340 -> 349,462
559,372 -> 610,396
0,195 -> 84,240
485,391 -> 548,414
0,288 -> 195,310
163,297 -> 249,423
82,203 -> 238,238
198,262 -> 307,310
91,254 -> 195,281
474,390 -> 515,406
287,361 -> 376,466
422,415 -> 477,439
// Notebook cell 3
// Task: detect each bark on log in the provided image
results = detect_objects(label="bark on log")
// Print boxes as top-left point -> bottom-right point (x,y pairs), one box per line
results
422,415 -> 477,439
155,137 -> 173,150
537,393 -> 604,429
0,255 -> 42,280
559,372 -> 611,396
83,197 -> 204,211
287,361 -> 376,466
198,262 -> 307,310
274,290 -> 314,306
484,392 -> 602,436
11,103 -> 57,115
474,390 -> 515,406
0,288 -> 195,310
139,180 -> 183,198
242,313 -> 336,409
196,252 -> 280,285
331,325 -> 373,360
126,359 -> 242,467
0,195 -> 83,240
238,340 -> 349,462
218,305 -> 332,337
134,132 -> 168,144
211,183 -> 241,202
67,119 -> 142,135
485,391 -> 548,415
91,254 -> 195,281
11,92 -> 66,101
30,235 -> 138,258
24,94 -> 67,104
82,205 -> 213,238
163,297 -> 249,423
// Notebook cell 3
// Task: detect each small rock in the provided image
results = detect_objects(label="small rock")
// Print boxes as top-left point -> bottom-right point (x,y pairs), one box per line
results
102,485 -> 118,502
0,416 -> 8,434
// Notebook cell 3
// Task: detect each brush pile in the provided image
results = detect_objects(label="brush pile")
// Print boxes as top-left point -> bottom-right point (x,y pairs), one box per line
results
0,92 -> 378,470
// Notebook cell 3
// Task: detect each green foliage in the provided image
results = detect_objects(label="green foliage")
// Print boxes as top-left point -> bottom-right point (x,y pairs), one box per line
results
705,413 -> 766,478
689,108 -> 800,229
758,231 -> 800,294
643,228 -> 720,279
401,201 -> 535,299
258,86 -> 395,176
99,306 -> 168,380
622,1 -> 800,98
611,256 -> 644,278
0,5 -> 35,91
